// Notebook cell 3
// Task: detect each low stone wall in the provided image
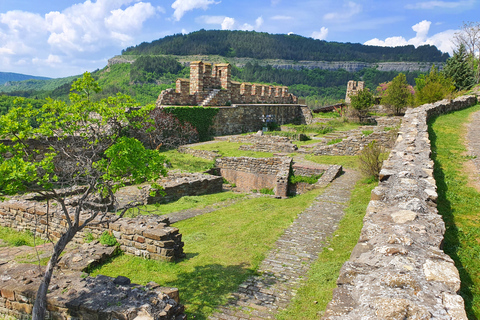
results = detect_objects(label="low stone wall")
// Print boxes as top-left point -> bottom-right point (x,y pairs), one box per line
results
211,104 -> 312,136
313,130 -> 395,156
323,95 -> 477,319
147,171 -> 223,204
0,200 -> 185,262
0,262 -> 185,319
374,115 -> 403,127
215,157 -> 291,198
288,163 -> 342,195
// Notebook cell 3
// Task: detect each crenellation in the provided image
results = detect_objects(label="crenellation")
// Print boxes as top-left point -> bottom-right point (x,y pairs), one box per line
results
157,61 -> 297,106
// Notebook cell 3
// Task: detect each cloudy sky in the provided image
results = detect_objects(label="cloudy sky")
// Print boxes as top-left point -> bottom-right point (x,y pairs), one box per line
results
0,0 -> 478,78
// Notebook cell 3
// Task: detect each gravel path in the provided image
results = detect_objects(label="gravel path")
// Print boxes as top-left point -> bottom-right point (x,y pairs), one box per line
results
466,109 -> 480,189
209,169 -> 360,320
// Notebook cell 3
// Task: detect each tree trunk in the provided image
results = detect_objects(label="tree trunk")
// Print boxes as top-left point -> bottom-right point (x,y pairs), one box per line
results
32,227 -> 77,320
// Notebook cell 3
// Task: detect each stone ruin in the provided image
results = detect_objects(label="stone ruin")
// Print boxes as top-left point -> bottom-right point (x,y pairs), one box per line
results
322,95 -> 478,319
345,80 -> 365,104
156,61 -> 298,106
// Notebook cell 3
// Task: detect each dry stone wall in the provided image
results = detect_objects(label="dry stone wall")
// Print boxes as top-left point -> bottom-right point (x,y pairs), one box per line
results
323,95 -> 477,319
0,200 -> 185,262
0,262 -> 185,320
215,157 -> 291,198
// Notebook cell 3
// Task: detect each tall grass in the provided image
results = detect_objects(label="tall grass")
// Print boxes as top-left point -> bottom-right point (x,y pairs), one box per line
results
428,104 -> 480,319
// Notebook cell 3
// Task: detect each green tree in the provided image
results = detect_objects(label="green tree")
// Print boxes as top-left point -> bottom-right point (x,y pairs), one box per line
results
453,21 -> 480,84
414,66 -> 455,106
0,72 -> 167,320
380,73 -> 414,115
349,88 -> 374,120
444,43 -> 475,91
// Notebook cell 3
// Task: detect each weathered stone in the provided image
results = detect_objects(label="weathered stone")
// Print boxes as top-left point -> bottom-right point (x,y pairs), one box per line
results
423,259 -> 461,292
391,210 -> 417,224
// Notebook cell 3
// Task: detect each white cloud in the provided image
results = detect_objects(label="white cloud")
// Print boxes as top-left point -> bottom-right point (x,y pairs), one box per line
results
324,1 -> 362,21
271,0 -> 281,5
0,0 -> 162,77
171,0 -> 218,21
197,15 -> 263,31
312,27 -> 329,40
221,17 -> 236,30
255,16 -> 264,29
405,0 -> 474,9
271,15 -> 293,20
364,20 -> 456,55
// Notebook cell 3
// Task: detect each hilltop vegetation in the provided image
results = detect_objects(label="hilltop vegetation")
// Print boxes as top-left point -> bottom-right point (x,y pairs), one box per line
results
123,30 -> 449,63
0,72 -> 50,85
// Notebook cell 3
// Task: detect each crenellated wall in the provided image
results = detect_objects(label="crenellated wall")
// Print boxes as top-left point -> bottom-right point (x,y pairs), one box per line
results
156,61 -> 297,106
322,95 -> 478,320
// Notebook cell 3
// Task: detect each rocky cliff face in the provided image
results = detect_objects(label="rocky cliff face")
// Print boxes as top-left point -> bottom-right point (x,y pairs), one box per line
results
108,55 -> 443,73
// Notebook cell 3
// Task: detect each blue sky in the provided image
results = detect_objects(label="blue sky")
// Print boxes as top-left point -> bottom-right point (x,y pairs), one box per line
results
0,0 -> 478,78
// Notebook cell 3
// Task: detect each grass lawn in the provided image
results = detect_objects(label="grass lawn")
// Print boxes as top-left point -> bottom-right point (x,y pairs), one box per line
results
277,177 -> 377,319
126,192 -> 247,217
0,226 -> 44,247
305,154 -> 359,170
160,149 -> 215,172
428,103 -> 480,319
191,141 -> 274,158
89,188 -> 324,319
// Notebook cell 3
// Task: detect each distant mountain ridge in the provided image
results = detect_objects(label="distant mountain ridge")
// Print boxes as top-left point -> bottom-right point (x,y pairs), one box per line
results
123,29 -> 449,63
0,72 -> 51,85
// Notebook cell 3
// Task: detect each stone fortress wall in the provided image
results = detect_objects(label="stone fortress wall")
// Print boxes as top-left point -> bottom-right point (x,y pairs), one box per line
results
345,80 -> 365,104
322,95 -> 478,320
156,61 -> 298,107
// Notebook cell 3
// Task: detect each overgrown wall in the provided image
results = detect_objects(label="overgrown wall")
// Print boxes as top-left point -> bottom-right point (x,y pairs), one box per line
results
323,95 -> 477,319
0,200 -> 185,262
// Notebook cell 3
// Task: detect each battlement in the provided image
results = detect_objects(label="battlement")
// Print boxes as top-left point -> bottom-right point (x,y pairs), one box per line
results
157,61 -> 297,106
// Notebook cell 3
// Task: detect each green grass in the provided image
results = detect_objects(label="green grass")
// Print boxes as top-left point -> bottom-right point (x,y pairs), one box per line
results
0,226 -> 44,247
160,149 -> 215,172
126,192 -> 247,217
191,141 -> 274,158
362,130 -> 374,136
313,111 -> 341,119
327,138 -> 343,145
305,154 -> 359,170
428,103 -> 480,319
89,188 -> 325,319
277,177 -> 377,319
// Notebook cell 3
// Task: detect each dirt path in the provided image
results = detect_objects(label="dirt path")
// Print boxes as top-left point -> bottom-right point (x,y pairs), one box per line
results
465,109 -> 480,191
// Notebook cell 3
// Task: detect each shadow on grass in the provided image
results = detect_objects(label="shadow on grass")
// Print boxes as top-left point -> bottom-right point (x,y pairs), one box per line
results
428,118 -> 478,320
163,263 -> 251,320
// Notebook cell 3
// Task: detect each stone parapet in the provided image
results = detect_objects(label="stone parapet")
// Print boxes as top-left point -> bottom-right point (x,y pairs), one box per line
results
322,95 -> 477,319
0,262 -> 185,319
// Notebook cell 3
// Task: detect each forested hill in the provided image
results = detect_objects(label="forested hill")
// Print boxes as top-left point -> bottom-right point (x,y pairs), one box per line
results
123,30 -> 449,63
0,72 -> 50,85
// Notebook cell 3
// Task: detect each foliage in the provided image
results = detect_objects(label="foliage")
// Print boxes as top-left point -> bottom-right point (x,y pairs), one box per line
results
0,95 -> 44,117
259,188 -> 274,195
99,231 -> 119,246
90,187 -> 324,318
349,88 -> 374,118
84,232 -> 94,243
289,174 -> 323,184
123,30 -> 449,62
444,43 -> 475,91
0,72 -> 168,319
414,66 -> 455,106
163,106 -> 219,141
380,73 -> 414,115
277,177 -> 377,319
358,140 -> 387,180
453,21 -> 480,84
428,104 -> 480,318
132,108 -> 199,150
130,56 -> 185,84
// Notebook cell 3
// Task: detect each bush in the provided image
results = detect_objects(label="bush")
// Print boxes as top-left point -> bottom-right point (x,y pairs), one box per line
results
349,88 -> 374,119
380,73 -> 414,115
99,231 -> 118,246
358,140 -> 387,180
414,66 -> 455,105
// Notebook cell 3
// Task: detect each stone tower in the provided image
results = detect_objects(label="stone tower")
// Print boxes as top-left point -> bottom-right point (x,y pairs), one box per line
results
345,80 -> 365,104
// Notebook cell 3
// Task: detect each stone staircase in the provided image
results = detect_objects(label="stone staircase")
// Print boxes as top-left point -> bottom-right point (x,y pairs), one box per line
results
199,89 -> 221,106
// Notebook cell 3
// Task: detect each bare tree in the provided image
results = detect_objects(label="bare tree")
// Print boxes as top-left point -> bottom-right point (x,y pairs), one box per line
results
454,21 -> 480,83
0,72 -> 167,319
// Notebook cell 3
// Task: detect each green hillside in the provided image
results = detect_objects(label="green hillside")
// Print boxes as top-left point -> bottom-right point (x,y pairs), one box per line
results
123,29 -> 449,63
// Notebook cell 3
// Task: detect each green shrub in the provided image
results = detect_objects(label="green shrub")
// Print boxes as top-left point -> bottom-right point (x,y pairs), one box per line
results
358,140 -> 387,180
289,173 -> 323,184
259,188 -> 274,195
362,130 -> 373,136
99,231 -> 118,246
85,232 -> 94,243
164,106 -> 219,141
